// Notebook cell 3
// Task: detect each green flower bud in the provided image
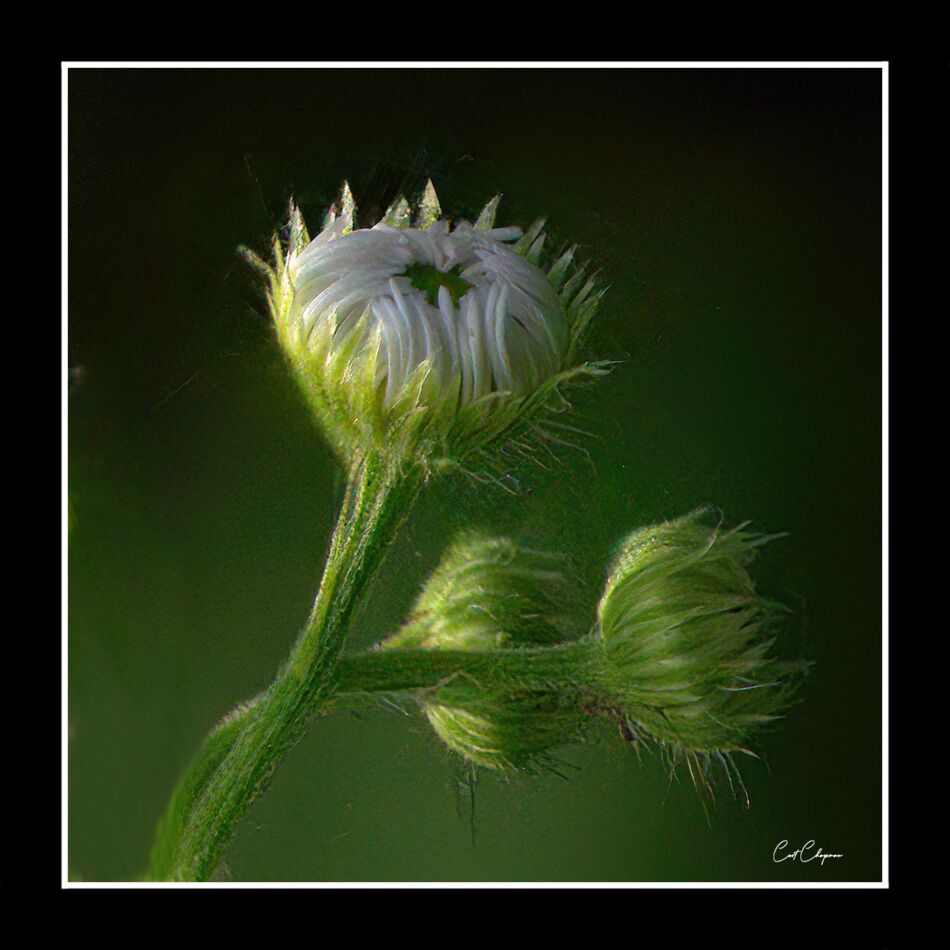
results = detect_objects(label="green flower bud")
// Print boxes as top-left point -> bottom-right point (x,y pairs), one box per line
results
384,532 -> 585,771
597,507 -> 802,756
387,532 -> 573,652
244,181 -> 607,469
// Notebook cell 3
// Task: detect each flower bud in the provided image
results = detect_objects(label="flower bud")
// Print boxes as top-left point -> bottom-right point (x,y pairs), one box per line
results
247,181 -> 606,468
384,532 -> 585,771
597,507 -> 802,755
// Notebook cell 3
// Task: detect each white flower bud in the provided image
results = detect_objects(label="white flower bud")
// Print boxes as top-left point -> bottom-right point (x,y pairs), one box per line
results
251,181 -> 605,467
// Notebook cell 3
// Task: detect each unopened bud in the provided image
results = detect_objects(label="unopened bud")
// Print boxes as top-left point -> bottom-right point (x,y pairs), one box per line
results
597,507 -> 803,755
385,532 -> 584,771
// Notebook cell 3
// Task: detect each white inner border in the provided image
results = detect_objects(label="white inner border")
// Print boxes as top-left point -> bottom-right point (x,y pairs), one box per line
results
61,60 -> 889,889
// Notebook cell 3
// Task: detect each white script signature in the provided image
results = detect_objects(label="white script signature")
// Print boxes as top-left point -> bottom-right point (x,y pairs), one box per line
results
773,839 -> 843,866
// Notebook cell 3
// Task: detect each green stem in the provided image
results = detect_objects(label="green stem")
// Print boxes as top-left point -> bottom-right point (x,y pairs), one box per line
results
330,640 -> 605,708
154,450 -> 423,881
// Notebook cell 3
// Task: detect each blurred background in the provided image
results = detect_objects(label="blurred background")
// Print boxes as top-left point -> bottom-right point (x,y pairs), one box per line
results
68,67 -> 882,882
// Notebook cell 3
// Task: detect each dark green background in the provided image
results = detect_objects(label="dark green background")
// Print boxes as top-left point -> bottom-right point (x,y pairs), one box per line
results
68,68 -> 882,882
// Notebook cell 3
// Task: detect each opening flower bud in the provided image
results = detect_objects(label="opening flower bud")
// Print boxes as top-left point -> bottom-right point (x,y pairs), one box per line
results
250,181 -> 606,469
596,507 -> 802,756
384,532 -> 585,771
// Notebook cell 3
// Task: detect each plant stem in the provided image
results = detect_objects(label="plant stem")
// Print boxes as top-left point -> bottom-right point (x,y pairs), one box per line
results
330,640 -> 604,707
159,450 -> 423,881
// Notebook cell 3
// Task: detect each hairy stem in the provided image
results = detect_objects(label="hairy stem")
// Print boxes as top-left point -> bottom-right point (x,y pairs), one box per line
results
329,640 -> 605,708
151,450 -> 423,881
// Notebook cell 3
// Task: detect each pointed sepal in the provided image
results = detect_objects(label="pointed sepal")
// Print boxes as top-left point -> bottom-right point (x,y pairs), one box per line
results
416,179 -> 442,230
525,232 -> 546,264
339,181 -> 357,233
382,194 -> 412,228
474,194 -> 501,230
547,246 -> 576,289
515,217 -> 547,256
288,200 -> 310,254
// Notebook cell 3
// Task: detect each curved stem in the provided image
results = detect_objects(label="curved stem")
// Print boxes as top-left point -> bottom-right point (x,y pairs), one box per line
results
153,450 -> 424,881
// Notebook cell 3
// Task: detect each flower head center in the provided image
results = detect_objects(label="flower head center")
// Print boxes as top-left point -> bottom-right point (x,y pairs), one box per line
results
403,262 -> 472,307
